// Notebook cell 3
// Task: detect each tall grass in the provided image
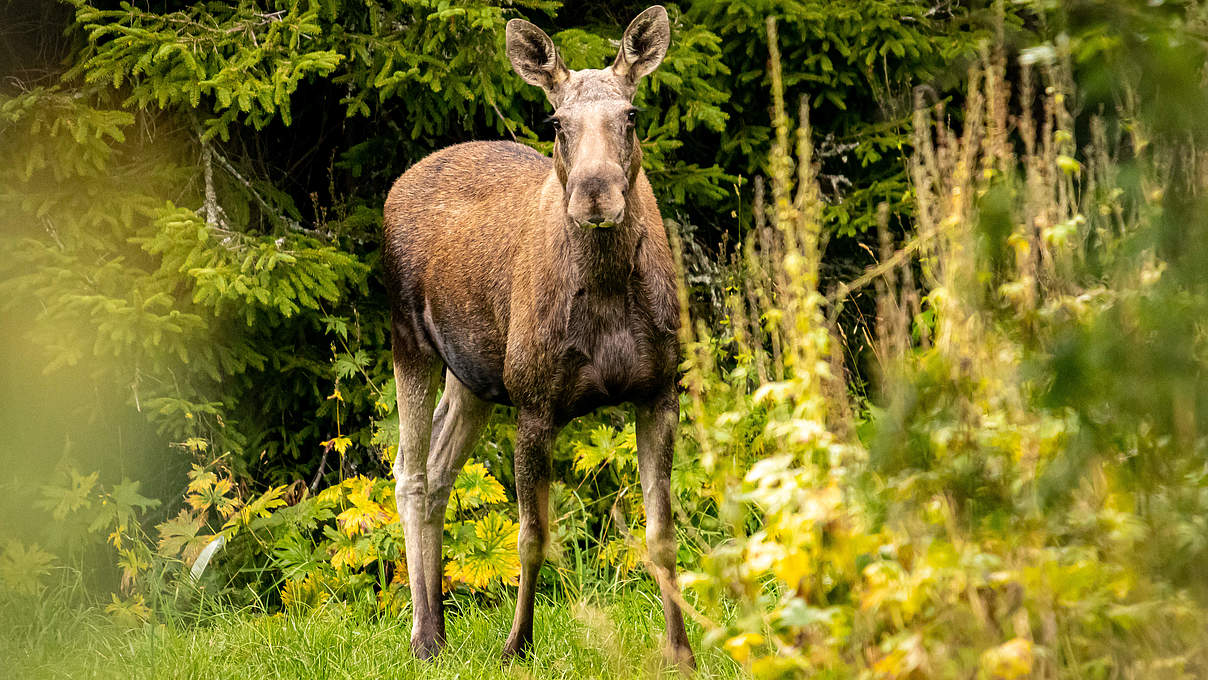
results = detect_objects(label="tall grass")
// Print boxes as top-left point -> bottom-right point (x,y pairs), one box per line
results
675,12 -> 1208,679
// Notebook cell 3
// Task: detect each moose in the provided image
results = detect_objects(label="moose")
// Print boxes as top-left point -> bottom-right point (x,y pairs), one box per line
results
381,5 -> 695,669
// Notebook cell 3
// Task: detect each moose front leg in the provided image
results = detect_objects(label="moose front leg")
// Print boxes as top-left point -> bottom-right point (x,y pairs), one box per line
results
636,391 -> 696,671
502,409 -> 554,660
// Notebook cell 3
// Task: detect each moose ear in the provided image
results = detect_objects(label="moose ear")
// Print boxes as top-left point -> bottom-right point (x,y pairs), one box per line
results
612,6 -> 670,87
506,19 -> 569,96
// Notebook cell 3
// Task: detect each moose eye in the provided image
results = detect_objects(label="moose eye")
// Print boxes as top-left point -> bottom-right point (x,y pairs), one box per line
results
626,109 -> 638,126
545,115 -> 562,133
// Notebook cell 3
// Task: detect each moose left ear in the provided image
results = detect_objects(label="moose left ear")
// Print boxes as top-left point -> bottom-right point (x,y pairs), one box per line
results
612,6 -> 670,89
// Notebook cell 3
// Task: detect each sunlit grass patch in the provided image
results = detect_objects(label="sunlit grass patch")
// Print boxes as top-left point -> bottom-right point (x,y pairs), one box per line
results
3,588 -> 742,680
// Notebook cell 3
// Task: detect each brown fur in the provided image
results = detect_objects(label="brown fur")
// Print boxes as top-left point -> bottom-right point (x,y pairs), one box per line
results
382,6 -> 694,670
383,142 -> 677,415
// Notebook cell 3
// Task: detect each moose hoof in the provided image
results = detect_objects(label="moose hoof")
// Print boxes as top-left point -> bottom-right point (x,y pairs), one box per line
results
500,635 -> 531,662
410,631 -> 444,661
667,644 -> 697,674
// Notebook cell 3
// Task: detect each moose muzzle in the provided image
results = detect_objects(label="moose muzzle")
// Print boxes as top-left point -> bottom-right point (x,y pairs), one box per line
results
566,162 -> 627,229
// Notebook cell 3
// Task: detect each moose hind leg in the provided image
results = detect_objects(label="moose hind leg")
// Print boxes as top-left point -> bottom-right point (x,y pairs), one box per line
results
391,323 -> 442,659
637,394 -> 696,671
422,369 -> 491,642
502,410 -> 553,660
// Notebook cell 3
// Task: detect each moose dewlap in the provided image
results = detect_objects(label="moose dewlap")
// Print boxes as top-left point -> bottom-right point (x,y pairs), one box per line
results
380,5 -> 695,670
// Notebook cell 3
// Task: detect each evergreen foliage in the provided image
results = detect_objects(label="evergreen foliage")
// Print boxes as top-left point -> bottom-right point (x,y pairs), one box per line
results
2,0 -> 1012,502
686,0 -> 1013,236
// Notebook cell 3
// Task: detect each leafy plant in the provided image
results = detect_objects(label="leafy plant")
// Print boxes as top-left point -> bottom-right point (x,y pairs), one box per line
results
676,10 -> 1208,678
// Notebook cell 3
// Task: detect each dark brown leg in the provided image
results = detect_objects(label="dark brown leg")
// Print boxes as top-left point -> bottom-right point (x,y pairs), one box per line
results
422,370 -> 491,643
502,409 -> 553,660
637,392 -> 696,672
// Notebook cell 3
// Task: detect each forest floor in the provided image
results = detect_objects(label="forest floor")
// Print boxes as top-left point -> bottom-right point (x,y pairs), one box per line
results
2,588 -> 741,680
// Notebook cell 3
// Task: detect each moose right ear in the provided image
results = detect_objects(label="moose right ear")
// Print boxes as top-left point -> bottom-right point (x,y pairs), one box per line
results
506,19 -> 569,98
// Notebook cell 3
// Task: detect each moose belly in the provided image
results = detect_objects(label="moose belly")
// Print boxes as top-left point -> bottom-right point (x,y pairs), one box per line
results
441,339 -> 510,405
422,300 -> 510,405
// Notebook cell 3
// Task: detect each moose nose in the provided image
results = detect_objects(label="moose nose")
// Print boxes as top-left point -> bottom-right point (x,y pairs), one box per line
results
567,168 -> 626,229
584,210 -> 623,228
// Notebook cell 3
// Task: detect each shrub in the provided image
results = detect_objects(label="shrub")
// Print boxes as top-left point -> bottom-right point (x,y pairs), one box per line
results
677,11 -> 1208,679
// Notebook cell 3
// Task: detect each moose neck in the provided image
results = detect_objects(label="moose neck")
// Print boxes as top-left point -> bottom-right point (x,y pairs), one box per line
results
562,205 -> 642,296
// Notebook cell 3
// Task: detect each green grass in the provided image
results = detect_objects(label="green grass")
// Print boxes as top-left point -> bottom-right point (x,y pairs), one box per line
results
2,588 -> 742,680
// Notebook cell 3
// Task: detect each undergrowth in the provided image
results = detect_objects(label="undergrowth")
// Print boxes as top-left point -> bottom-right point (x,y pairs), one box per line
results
0,581 -> 739,680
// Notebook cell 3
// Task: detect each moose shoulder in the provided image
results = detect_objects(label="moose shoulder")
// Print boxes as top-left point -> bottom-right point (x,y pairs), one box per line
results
381,5 -> 695,670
